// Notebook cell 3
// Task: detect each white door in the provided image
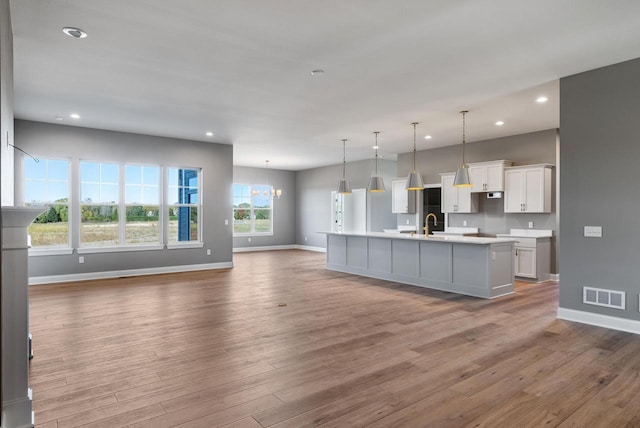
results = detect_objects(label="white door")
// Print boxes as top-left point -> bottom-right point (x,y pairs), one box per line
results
515,247 -> 536,278
440,174 -> 456,213
468,165 -> 487,193
504,169 -> 524,212
523,168 -> 544,212
485,164 -> 504,192
392,179 -> 409,213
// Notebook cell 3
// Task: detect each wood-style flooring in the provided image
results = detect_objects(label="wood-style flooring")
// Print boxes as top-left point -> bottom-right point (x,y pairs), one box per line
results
28,250 -> 640,427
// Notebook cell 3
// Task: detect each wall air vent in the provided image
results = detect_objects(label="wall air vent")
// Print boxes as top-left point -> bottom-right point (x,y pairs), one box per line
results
583,286 -> 625,310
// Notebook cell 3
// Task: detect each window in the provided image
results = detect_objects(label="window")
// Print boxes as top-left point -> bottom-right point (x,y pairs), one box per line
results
233,184 -> 272,235
168,167 -> 201,243
25,158 -> 70,248
125,165 -> 161,245
80,161 -> 120,247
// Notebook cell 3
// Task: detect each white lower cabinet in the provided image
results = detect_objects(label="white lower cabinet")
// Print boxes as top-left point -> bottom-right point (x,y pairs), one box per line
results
506,236 -> 551,281
514,246 -> 536,278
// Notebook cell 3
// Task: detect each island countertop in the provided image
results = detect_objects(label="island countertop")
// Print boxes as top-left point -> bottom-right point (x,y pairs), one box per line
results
322,231 -> 515,299
320,231 -> 518,245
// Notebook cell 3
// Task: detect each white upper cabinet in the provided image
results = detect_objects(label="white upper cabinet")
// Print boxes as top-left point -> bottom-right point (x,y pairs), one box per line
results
440,173 -> 478,213
468,160 -> 513,193
391,178 -> 416,213
504,164 -> 553,213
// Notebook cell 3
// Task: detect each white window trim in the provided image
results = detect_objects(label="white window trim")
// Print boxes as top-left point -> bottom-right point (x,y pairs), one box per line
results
29,248 -> 74,257
24,156 -> 73,251
166,242 -> 205,250
233,183 -> 274,236
78,244 -> 164,254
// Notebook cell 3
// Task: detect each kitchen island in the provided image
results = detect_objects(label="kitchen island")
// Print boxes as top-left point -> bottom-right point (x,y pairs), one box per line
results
322,232 -> 517,299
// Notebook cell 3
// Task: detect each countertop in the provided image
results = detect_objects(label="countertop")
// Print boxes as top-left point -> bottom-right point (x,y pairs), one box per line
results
321,231 -> 517,245
496,228 -> 552,238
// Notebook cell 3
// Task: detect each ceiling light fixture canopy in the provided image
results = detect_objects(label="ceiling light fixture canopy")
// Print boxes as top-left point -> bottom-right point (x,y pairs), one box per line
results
406,122 -> 424,190
453,110 -> 472,187
368,131 -> 385,193
337,139 -> 352,194
62,27 -> 87,39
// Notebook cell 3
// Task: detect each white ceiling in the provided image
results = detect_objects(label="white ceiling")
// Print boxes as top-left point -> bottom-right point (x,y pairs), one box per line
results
9,1 -> 640,170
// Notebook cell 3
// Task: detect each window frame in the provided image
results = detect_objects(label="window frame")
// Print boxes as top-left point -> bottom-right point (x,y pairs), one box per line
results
166,166 -> 203,248
24,156 -> 73,254
123,163 -> 163,247
232,183 -> 274,236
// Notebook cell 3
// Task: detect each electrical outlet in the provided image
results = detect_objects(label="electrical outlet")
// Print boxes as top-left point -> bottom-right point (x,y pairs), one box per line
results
78,256 -> 84,264
406,219 -> 410,225
463,220 -> 467,226
304,236 -> 308,241
492,251 -> 496,261
248,237 -> 251,242
206,249 -> 211,255
224,219 -> 229,225
528,221 -> 534,229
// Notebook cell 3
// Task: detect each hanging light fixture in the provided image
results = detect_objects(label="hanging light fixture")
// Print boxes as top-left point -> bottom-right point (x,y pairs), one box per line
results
368,131 -> 385,192
261,160 -> 283,199
406,122 -> 424,190
453,110 -> 472,187
337,139 -> 352,194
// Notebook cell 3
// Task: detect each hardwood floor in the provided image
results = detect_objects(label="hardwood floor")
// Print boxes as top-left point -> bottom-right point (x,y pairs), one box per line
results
28,250 -> 640,427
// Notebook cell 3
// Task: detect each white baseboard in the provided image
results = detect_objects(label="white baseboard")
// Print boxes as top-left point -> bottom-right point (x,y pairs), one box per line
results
557,307 -> 640,335
294,244 -> 326,253
233,245 -> 297,253
550,273 -> 560,282
29,262 -> 233,285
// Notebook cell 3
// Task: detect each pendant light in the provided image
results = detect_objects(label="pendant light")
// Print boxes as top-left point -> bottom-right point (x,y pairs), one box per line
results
453,110 -> 472,187
406,122 -> 424,190
367,131 -> 385,192
337,139 -> 352,194
263,160 -> 282,199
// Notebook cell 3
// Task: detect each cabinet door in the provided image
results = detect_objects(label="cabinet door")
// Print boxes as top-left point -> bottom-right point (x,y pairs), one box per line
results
392,179 -> 409,213
456,186 -> 473,212
440,174 -> 457,213
514,247 -> 536,278
523,168 -> 544,212
485,164 -> 505,192
504,169 -> 524,212
468,165 -> 487,193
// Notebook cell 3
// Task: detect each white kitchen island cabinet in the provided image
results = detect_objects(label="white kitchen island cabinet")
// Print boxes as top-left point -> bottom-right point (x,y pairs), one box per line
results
323,232 -> 516,299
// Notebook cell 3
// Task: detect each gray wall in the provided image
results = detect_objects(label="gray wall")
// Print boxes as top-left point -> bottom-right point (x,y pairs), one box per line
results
233,165 -> 296,248
14,120 -> 233,277
295,158 -> 397,248
398,129 -> 559,273
560,57 -> 640,320
0,0 -> 13,205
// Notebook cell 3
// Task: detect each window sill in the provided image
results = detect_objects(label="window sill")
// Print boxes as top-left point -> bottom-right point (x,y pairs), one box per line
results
29,248 -> 74,257
233,233 -> 274,237
78,245 -> 164,254
166,242 -> 204,250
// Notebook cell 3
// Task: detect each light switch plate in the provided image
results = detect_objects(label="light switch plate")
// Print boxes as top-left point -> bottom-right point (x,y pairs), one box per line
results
528,221 -> 534,229
584,226 -> 602,238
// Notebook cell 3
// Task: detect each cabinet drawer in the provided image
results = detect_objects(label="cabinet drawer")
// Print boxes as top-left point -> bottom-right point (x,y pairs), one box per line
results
514,237 -> 536,248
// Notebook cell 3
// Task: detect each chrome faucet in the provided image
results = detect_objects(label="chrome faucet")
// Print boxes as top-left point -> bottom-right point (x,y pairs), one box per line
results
423,212 -> 438,237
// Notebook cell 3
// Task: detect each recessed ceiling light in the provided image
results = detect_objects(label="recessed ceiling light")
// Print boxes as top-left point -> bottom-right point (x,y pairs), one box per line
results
372,145 -> 379,149
536,96 -> 548,103
310,69 -> 324,76
495,120 -> 504,126
205,132 -> 214,137
70,113 -> 80,119
55,116 -> 63,121
424,135 -> 432,140
62,27 -> 87,39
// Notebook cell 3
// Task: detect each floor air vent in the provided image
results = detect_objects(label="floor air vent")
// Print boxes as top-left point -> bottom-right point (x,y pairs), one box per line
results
583,286 -> 625,310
